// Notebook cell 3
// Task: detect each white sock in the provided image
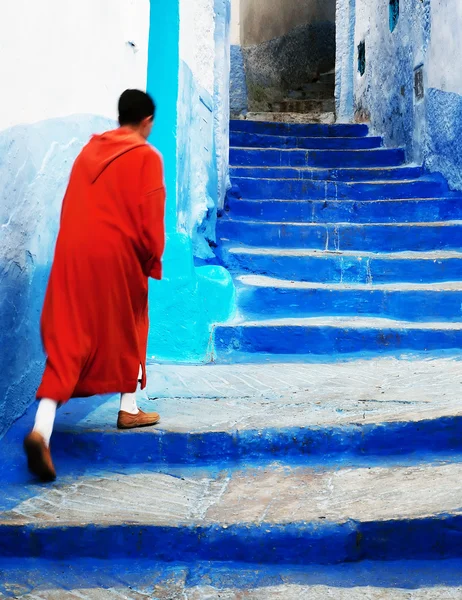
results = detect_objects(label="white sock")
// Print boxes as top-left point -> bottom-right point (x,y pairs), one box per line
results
33,398 -> 58,447
120,390 -> 139,415
119,366 -> 143,415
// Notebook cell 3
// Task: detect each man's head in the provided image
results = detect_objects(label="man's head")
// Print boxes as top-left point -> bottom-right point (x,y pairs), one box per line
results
118,89 -> 156,140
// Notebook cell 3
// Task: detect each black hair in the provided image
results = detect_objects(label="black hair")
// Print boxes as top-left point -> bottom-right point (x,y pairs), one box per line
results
118,89 -> 156,126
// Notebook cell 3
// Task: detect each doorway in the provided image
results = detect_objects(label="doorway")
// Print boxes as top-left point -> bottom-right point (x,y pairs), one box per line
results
230,0 -> 336,122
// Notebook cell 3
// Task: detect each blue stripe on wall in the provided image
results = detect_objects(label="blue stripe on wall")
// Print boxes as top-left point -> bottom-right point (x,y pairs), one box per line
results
147,0 -> 180,232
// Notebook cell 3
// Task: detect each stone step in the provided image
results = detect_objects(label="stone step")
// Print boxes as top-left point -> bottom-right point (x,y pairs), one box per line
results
3,557 -> 462,598
230,132 -> 382,150
230,147 -> 406,168
222,247 -> 462,284
240,111 -> 337,124
230,165 -> 423,182
225,197 -> 462,224
3,461 -> 462,563
2,360 -> 461,477
230,120 -> 368,137
218,218 -> 462,252
213,316 -> 462,357
231,177 -> 449,201
235,275 -> 462,322
267,99 -> 336,113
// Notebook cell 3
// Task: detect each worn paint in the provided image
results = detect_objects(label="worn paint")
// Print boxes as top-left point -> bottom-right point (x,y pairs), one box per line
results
2,558 -> 462,597
335,0 -> 462,192
146,0 -> 234,363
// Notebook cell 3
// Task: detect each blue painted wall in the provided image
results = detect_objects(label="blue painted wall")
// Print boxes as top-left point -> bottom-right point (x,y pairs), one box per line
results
0,115 -> 114,438
425,89 -> 462,191
177,61 -> 217,260
147,0 -> 180,232
146,0 -> 235,363
214,0 -> 232,211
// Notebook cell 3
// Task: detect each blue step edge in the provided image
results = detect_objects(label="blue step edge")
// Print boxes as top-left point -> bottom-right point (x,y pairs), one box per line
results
230,132 -> 382,150
225,197 -> 462,224
213,322 -> 462,356
219,247 -> 462,284
230,120 -> 370,138
2,557 -> 462,594
217,219 -> 462,252
235,284 -> 462,322
229,148 -> 406,168
2,516 -> 462,563
230,177 -> 449,201
229,165 -> 423,182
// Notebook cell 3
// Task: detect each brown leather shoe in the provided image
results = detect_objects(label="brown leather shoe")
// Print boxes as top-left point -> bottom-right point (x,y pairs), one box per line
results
117,409 -> 160,430
23,431 -> 56,482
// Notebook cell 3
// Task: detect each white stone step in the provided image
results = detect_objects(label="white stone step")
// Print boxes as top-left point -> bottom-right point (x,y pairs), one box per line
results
54,358 -> 462,434
4,461 -> 462,528
224,315 -> 462,329
237,274 -> 462,291
228,247 -> 462,260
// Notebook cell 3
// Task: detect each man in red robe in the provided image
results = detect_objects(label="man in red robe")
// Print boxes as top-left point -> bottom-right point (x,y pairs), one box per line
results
24,89 -> 166,482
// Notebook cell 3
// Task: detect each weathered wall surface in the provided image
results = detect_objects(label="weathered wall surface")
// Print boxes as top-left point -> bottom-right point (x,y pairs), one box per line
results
0,0 -> 149,437
239,0 -> 336,108
241,0 -> 335,46
176,0 -> 232,255
425,0 -> 462,190
342,0 -> 462,190
352,0 -> 429,157
147,0 -> 234,364
335,0 -> 356,122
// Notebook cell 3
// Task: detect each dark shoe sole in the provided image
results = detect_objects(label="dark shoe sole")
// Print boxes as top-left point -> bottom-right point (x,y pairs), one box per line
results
24,436 -> 56,482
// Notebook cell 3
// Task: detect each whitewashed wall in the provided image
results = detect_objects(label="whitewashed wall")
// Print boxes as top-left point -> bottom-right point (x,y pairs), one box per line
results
0,0 -> 149,130
427,0 -> 462,95
180,0 -> 215,95
177,0 -> 231,258
231,0 -> 241,45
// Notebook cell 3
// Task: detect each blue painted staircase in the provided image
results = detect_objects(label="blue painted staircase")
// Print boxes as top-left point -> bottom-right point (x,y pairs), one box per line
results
2,119 -> 462,597
214,120 -> 462,358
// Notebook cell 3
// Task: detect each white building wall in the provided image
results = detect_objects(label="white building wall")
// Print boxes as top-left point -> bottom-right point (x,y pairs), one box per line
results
0,0 -> 149,130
